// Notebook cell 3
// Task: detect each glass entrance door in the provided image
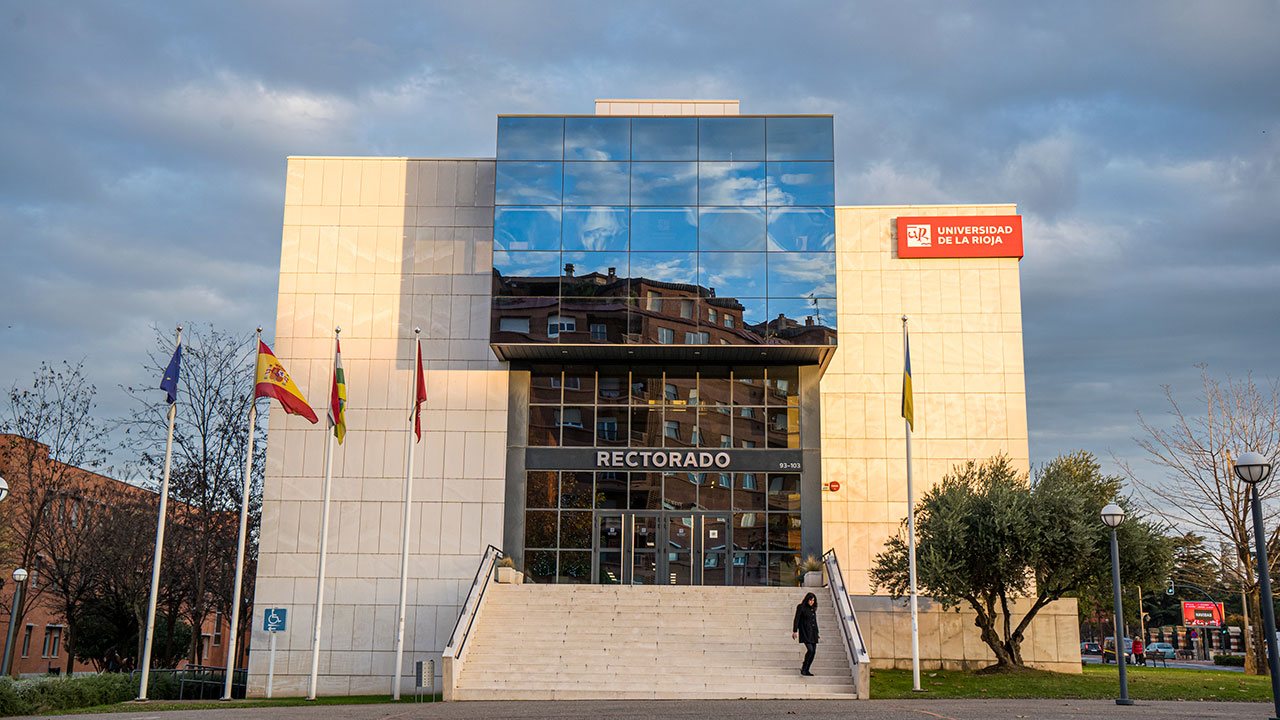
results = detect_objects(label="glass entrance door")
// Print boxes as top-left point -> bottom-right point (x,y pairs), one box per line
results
593,511 -> 731,585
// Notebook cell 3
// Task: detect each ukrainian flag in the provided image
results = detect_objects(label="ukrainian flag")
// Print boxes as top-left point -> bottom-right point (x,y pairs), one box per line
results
902,331 -> 914,431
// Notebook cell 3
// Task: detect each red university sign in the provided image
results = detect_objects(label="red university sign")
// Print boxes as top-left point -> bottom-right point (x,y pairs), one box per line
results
896,215 -> 1024,259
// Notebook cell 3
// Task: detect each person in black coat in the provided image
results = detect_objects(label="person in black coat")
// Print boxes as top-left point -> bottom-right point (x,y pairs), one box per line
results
792,592 -> 820,676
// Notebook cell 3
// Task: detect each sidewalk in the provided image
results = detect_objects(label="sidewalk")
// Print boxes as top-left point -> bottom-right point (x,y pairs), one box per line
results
56,697 -> 1270,720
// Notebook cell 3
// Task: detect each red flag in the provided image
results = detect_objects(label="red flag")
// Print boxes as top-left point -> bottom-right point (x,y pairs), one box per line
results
413,340 -> 426,442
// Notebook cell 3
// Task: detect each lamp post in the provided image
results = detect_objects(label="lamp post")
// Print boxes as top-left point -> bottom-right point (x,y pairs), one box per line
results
0,477 -> 9,503
2,569 -> 28,677
1101,502 -> 1133,706
1234,451 -> 1279,720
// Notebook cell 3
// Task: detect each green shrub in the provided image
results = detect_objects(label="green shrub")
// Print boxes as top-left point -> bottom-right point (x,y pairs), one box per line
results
0,679 -> 32,717
140,670 -> 181,700
6,673 -> 135,715
1213,654 -> 1246,666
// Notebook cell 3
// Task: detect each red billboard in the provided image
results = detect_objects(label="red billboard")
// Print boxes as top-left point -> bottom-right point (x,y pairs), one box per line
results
896,215 -> 1024,259
1181,601 -> 1225,627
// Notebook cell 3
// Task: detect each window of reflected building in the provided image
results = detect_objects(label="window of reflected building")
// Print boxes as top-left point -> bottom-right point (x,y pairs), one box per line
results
493,115 -> 836,348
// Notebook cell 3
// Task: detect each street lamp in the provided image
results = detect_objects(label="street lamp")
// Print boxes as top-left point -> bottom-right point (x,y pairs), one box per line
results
1,568 -> 28,678
0,477 -> 9,503
1101,502 -> 1134,706
1234,451 -> 1279,720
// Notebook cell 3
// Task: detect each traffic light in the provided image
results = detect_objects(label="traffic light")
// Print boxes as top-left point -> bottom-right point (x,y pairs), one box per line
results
1165,579 -> 1175,595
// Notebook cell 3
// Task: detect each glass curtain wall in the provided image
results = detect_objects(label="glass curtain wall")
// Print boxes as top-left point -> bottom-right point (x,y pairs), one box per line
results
523,365 -> 802,585
492,116 -> 837,347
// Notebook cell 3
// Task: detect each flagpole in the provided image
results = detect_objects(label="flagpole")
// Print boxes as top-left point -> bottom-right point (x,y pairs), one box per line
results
308,327 -> 339,700
392,327 -> 421,699
223,327 -> 261,700
903,315 -> 921,693
138,325 -> 181,701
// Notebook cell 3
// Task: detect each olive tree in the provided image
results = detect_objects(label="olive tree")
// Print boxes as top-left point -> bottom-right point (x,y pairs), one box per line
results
872,452 -> 1171,669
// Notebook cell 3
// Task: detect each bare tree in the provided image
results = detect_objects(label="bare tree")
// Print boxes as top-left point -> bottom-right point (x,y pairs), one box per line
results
0,361 -> 111,675
122,325 -> 263,665
1126,365 -> 1280,675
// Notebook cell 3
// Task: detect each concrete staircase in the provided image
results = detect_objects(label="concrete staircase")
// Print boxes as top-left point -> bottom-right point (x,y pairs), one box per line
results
450,584 -> 859,700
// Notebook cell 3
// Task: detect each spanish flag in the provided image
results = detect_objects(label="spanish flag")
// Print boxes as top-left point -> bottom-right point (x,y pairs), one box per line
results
255,341 -> 318,424
902,331 -> 914,431
329,339 -> 347,444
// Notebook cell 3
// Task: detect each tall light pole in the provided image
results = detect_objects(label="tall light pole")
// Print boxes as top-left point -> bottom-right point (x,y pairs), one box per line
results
1101,502 -> 1133,706
2,568 -> 28,677
1234,451 -> 1279,720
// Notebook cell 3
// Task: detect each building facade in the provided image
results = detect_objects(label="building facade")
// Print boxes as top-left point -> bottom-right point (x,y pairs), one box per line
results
248,99 -> 1056,697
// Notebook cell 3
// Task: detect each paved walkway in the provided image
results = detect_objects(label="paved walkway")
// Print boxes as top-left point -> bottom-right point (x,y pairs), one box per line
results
52,698 -> 1270,720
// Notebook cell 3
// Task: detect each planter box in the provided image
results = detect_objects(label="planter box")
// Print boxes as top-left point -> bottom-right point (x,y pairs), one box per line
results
496,566 -> 524,584
803,571 -> 823,587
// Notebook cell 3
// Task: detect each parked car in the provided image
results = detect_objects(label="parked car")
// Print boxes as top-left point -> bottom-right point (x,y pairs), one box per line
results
1148,642 -> 1175,659
1102,638 -> 1134,664
1080,641 -> 1102,655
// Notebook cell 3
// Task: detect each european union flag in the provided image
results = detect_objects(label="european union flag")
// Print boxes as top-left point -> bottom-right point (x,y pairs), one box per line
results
160,344 -> 182,405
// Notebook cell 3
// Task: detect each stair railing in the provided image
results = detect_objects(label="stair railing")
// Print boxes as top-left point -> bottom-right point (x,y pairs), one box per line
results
823,549 -> 870,699
441,544 -> 503,700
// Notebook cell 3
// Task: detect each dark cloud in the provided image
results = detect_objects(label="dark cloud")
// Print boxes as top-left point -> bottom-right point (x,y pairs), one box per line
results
2,1 -> 1277,490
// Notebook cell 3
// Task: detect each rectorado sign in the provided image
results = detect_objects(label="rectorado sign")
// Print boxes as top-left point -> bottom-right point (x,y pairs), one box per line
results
526,447 -> 803,472
897,215 -> 1023,259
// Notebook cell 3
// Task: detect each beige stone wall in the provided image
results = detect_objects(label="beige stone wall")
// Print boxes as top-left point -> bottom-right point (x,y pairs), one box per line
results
594,99 -> 740,116
852,595 -> 1082,674
248,157 -> 505,696
822,204 -> 1029,595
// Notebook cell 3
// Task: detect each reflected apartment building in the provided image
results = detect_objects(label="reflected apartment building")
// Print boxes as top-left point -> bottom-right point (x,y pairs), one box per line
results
247,99 -> 1072,696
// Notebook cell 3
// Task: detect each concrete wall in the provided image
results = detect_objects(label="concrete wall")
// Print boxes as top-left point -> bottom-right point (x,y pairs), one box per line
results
821,204 -> 1029,595
248,157 -> 506,696
853,595 -> 1081,674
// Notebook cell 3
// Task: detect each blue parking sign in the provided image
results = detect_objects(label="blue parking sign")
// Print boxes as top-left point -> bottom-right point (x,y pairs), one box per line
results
263,608 -> 287,633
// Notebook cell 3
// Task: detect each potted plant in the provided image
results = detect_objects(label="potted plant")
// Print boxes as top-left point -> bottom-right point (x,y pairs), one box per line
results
799,555 -> 824,587
495,556 -> 523,584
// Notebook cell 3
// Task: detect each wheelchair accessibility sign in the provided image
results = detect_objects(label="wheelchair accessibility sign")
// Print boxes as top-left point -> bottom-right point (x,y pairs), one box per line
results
263,608 -> 287,633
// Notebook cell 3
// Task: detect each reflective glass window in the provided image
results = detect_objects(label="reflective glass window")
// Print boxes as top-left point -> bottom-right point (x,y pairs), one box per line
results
495,162 -> 562,205
525,510 -> 557,547
564,117 -> 629,160
765,162 -> 835,206
767,252 -> 837,298
560,511 -> 592,549
561,252 -> 630,295
494,207 -> 561,251
597,471 -> 627,508
698,117 -> 766,161
560,471 -> 594,508
631,162 -> 697,205
630,473 -> 662,509
766,208 -> 835,251
766,117 -> 834,161
526,471 -> 557,509
530,366 -> 562,403
632,118 -> 698,160
630,407 -> 662,445
766,367 -> 800,406
596,411 -> 627,446
598,368 -> 628,404
769,297 -> 838,337
525,549 -> 556,583
698,162 -> 766,206
629,252 -> 697,285
493,250 -> 561,285
698,252 -> 766,299
497,117 -> 564,161
562,207 -> 628,251
563,161 -> 629,205
733,512 -> 766,550
630,207 -> 697,251
528,405 -> 560,446
698,207 -> 766,252
562,366 -> 595,404
562,297 -> 629,343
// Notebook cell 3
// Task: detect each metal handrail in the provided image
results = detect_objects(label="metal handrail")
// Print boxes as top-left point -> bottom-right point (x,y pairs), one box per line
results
823,549 -> 869,672
442,545 -> 503,660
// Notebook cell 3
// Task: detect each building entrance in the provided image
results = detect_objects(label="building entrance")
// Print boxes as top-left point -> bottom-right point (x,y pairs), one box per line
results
594,511 -> 731,585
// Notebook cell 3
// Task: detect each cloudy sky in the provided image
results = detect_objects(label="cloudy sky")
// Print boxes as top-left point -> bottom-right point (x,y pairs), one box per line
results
2,1 -> 1277,484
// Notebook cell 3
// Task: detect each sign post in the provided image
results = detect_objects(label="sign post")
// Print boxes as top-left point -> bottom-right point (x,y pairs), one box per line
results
263,608 -> 287,699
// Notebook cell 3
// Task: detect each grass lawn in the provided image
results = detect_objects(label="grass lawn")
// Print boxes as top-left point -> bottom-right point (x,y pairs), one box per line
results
872,664 -> 1269,702
44,694 -> 441,716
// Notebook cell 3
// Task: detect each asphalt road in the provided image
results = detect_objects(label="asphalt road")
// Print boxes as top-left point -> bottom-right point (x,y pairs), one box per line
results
44,699 -> 1271,720
1081,655 -> 1244,672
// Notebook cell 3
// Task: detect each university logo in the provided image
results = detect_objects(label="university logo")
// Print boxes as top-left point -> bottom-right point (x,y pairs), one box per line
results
905,224 -> 931,248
